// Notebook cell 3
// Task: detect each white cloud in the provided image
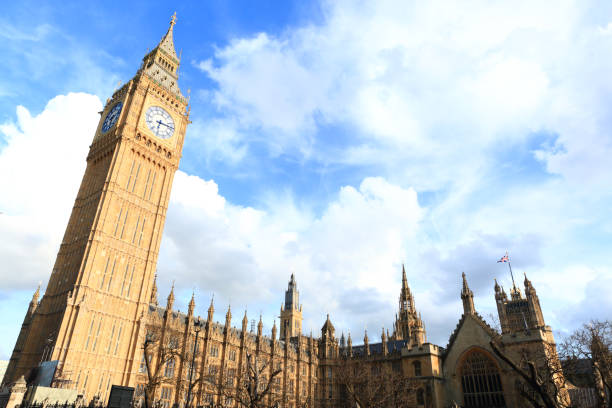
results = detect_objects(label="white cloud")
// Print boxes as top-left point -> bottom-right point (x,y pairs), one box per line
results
159,173 -> 424,337
0,93 -> 101,289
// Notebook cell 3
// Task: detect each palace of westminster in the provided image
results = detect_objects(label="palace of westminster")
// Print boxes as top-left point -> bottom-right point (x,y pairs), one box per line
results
0,15 -> 572,408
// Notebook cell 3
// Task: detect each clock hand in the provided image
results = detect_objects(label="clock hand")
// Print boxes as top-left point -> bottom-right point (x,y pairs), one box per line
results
156,120 -> 174,129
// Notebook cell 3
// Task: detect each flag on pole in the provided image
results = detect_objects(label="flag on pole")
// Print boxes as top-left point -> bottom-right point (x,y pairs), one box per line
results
497,254 -> 509,263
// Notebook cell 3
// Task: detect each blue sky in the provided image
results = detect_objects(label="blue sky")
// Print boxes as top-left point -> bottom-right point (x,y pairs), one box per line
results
1,0 -> 612,360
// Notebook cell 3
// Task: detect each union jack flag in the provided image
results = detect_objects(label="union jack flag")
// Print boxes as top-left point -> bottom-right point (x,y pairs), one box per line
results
497,254 -> 509,263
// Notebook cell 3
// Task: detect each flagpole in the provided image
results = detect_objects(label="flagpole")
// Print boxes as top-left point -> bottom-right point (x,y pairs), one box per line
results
507,251 -> 517,290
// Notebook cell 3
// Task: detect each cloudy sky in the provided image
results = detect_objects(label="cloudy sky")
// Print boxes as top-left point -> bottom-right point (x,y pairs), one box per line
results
1,0 -> 612,359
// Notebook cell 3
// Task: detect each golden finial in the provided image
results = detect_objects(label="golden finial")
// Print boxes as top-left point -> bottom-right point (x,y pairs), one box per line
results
170,12 -> 177,28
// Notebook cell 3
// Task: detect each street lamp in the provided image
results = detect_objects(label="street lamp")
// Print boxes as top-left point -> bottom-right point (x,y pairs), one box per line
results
187,317 -> 202,408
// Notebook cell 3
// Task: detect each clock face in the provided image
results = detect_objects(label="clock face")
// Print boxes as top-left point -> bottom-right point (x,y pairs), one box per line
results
145,106 -> 175,139
101,102 -> 123,133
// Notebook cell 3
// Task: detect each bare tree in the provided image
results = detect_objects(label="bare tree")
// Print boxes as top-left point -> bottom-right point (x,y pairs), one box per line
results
209,352 -> 282,408
490,339 -> 571,408
559,320 -> 612,408
141,329 -> 183,408
335,356 -> 419,408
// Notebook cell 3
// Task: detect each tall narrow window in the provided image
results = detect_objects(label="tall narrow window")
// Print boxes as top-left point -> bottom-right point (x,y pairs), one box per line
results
84,318 -> 95,350
113,205 -> 124,236
120,263 -> 129,296
100,258 -> 111,290
126,265 -> 135,297
106,257 -> 117,291
148,171 -> 157,200
130,163 -> 141,193
92,318 -> 103,352
114,324 -> 123,355
165,359 -> 175,378
142,168 -> 152,198
125,160 -> 136,189
120,209 -> 129,239
138,217 -> 146,246
460,350 -> 506,408
107,323 -> 116,354
132,214 -> 141,243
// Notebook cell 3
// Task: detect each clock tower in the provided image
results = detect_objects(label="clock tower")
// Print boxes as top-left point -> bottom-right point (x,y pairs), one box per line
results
3,14 -> 190,401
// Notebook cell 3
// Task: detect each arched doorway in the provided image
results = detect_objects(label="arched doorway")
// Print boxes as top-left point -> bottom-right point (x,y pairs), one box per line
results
459,349 -> 506,408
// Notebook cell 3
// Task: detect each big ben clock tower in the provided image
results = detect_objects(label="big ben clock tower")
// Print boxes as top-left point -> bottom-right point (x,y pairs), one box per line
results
3,14 -> 190,400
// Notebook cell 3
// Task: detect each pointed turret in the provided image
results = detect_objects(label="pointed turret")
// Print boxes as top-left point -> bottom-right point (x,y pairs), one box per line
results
321,314 -> 335,339
347,332 -> 353,357
523,273 -> 545,328
207,296 -> 214,322
242,310 -> 248,332
381,327 -> 387,356
364,330 -> 370,356
188,291 -> 195,316
461,272 -> 476,315
226,305 -> 232,325
166,282 -> 175,311
150,274 -> 158,305
257,314 -> 263,337
272,320 -> 277,341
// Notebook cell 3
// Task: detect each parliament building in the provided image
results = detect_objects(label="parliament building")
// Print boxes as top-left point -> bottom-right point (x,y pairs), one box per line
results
1,15 -> 570,408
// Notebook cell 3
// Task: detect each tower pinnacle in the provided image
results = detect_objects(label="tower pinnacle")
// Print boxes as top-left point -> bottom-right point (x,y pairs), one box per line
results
461,272 -> 476,315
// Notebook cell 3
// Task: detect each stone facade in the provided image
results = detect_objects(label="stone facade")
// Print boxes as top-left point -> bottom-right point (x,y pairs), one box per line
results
1,14 -> 571,408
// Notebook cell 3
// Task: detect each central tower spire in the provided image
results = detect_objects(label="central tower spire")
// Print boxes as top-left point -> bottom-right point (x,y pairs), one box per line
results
280,273 -> 303,340
393,265 -> 426,345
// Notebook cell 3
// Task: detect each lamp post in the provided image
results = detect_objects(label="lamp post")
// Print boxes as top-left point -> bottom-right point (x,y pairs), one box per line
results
187,318 -> 202,408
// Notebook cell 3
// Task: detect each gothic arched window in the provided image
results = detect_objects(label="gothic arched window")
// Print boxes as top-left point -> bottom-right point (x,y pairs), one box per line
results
164,358 -> 175,378
460,350 -> 506,408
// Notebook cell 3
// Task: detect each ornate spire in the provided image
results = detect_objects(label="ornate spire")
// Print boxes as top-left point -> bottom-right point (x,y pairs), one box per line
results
207,295 -> 214,322
257,314 -> 263,337
272,320 -> 277,340
241,310 -> 248,334
139,12 -> 184,100
166,282 -> 175,311
226,304 -> 232,324
364,329 -> 370,356
150,274 -> 158,305
524,272 -> 535,294
188,291 -> 195,316
461,272 -> 475,315
158,12 -> 179,61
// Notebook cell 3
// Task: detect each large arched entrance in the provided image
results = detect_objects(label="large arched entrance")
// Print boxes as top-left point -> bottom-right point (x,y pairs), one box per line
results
459,349 -> 506,408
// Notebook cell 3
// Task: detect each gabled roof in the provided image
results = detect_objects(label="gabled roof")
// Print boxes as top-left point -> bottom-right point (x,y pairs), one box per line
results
444,312 -> 499,356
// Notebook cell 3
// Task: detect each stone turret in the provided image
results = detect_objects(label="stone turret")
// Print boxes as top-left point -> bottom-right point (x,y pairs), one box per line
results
461,272 -> 476,315
280,273 -> 303,341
